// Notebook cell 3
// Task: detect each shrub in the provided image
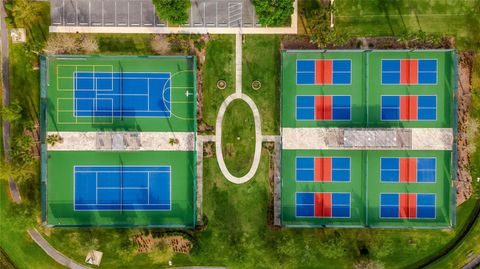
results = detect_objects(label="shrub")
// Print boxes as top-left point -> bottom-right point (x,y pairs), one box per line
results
152,0 -> 190,26
305,4 -> 349,48
252,0 -> 294,26
0,101 -> 22,122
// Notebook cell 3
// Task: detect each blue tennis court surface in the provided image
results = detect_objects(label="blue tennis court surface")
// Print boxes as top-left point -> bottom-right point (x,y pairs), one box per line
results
296,192 -> 351,218
296,95 -> 351,121
296,59 -> 351,85
381,95 -> 437,120
381,59 -> 437,85
381,157 -> 436,183
296,157 -> 350,182
74,72 -> 171,117
380,193 -> 436,219
74,166 -> 171,211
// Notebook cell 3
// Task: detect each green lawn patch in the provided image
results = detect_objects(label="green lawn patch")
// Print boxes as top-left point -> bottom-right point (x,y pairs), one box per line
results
221,99 -> 256,177
202,35 -> 235,129
0,182 -> 63,269
335,0 -> 480,49
242,35 -> 281,134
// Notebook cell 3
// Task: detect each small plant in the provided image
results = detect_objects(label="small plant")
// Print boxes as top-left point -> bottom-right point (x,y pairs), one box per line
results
46,134 -> 63,146
168,138 -> 179,145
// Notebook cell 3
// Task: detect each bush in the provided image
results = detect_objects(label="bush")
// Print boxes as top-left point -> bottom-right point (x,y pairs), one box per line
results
252,0 -> 294,26
152,0 -> 190,26
0,101 -> 22,122
44,34 -> 99,55
10,135 -> 35,164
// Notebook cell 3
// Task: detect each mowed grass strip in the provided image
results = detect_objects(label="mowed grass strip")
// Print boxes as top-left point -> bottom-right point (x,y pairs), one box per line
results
0,182 -> 63,269
221,99 -> 256,177
334,0 -> 480,48
202,35 -> 235,129
242,35 -> 281,135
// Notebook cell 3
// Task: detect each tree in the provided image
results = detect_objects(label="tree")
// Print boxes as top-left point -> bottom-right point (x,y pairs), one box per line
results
152,0 -> 190,26
11,0 -> 42,27
0,102 -> 22,122
252,0 -> 294,26
368,238 -> 393,259
305,4 -> 349,48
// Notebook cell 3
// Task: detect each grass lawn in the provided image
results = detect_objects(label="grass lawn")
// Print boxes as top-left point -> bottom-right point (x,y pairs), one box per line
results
0,181 -> 62,269
39,151 -> 479,268
202,35 -> 236,130
221,99 -> 256,177
334,0 -> 480,49
425,200 -> 480,268
242,35 -> 281,135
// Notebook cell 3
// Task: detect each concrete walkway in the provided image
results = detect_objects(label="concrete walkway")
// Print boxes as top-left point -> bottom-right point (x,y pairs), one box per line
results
215,92 -> 262,184
28,229 -> 91,269
1,1 -> 21,204
212,29 -> 264,184
462,254 -> 480,269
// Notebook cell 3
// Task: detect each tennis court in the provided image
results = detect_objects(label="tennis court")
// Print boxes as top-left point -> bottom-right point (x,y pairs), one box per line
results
41,55 -> 197,227
296,95 -> 351,121
296,157 -> 351,182
282,50 -> 455,128
45,55 -> 196,132
282,149 -> 452,228
380,193 -> 436,219
74,166 -> 171,211
296,192 -> 351,218
381,95 -> 437,121
381,59 -> 437,85
73,72 -> 171,117
380,157 -> 436,183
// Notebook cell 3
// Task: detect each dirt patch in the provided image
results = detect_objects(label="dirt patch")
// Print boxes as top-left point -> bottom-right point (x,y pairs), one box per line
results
456,51 -> 475,205
193,35 -> 210,134
263,142 -> 280,230
133,233 -> 193,254
281,35 -> 318,50
203,141 -> 215,158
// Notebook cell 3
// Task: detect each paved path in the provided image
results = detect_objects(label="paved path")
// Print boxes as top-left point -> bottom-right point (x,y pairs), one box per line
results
1,1 -> 21,204
28,229 -> 91,269
462,254 -> 480,269
235,32 -> 242,94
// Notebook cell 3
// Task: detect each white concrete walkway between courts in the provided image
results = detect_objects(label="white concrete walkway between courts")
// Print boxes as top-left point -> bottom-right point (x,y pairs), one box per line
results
282,128 -> 453,150
47,131 -> 195,151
